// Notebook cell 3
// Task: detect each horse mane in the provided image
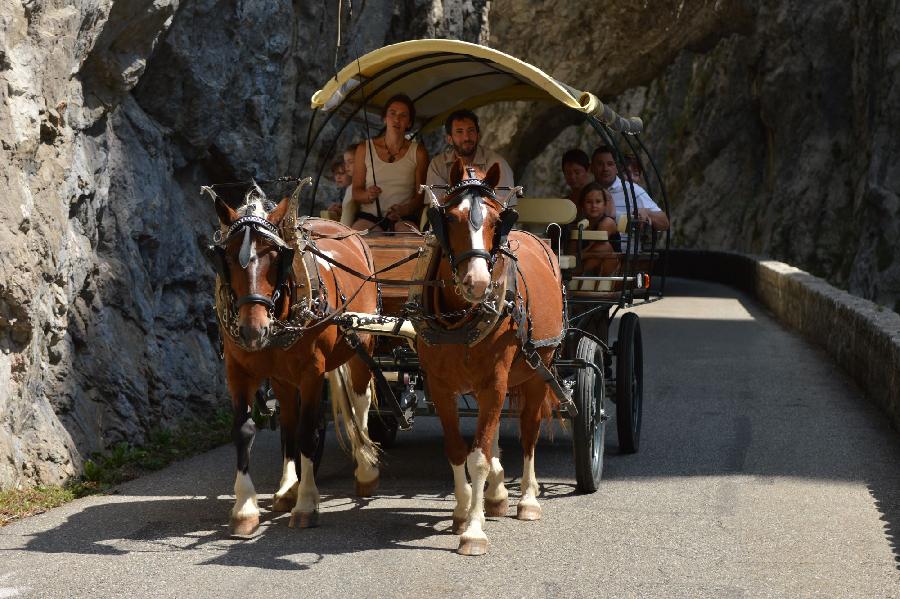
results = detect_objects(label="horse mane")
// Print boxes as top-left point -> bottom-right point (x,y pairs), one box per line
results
238,181 -> 276,216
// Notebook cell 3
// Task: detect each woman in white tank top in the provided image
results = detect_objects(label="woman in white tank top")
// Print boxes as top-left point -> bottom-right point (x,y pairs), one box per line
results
351,94 -> 429,232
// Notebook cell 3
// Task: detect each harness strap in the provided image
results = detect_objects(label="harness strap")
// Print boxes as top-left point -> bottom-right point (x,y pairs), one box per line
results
523,348 -> 577,417
305,243 -> 445,287
343,331 -> 412,430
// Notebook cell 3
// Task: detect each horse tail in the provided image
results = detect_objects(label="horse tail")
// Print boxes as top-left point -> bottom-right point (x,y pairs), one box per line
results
509,374 -> 563,441
327,364 -> 379,468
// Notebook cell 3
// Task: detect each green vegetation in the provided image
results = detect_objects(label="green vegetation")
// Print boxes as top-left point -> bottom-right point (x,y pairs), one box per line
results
0,409 -> 232,526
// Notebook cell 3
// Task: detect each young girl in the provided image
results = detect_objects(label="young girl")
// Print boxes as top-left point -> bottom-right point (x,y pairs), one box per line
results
570,182 -> 620,276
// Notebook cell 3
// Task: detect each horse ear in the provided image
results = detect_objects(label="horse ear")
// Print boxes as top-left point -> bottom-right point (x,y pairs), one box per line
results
267,196 -> 290,225
483,163 -> 501,189
215,197 -> 238,225
448,158 -> 464,186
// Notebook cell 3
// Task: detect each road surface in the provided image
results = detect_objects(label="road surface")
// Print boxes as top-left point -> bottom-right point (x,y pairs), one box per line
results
2,278 -> 898,598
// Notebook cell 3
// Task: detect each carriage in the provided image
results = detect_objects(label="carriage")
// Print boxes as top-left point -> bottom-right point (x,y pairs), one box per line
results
206,38 -> 669,545
294,39 -> 671,493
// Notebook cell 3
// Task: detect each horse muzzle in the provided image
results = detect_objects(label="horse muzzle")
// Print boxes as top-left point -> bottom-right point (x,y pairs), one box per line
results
238,322 -> 271,350
236,295 -> 276,349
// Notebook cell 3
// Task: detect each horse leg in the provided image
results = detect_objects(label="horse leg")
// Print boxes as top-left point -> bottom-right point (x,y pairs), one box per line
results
289,374 -> 324,529
343,355 -> 380,495
271,379 -> 300,512
430,383 -> 471,535
458,387 -> 505,556
484,426 -> 509,517
225,364 -> 263,536
517,376 -> 549,521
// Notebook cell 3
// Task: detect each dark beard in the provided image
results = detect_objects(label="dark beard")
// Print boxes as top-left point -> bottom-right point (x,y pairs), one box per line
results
452,142 -> 477,159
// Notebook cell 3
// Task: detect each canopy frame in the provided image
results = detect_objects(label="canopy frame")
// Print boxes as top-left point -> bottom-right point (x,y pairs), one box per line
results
299,40 -> 667,301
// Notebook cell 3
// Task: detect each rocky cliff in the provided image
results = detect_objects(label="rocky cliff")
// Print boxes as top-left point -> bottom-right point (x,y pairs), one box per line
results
1,0 -> 896,487
0,0 -> 488,487
493,0 -> 900,312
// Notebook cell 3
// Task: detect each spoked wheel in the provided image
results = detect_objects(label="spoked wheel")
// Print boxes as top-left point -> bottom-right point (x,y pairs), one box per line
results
615,312 -> 643,454
573,336 -> 608,493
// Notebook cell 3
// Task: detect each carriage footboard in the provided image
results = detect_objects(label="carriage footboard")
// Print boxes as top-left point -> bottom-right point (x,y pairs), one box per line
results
338,312 -> 417,345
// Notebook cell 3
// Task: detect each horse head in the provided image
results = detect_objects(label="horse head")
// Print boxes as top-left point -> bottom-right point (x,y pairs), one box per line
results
426,159 -> 518,303
213,185 -> 293,350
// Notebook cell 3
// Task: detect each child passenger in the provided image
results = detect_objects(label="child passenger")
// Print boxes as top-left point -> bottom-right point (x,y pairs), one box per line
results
569,182 -> 620,276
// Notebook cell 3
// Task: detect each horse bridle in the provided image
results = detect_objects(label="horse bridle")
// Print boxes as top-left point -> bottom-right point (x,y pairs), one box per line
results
422,174 -> 521,277
211,213 -> 295,314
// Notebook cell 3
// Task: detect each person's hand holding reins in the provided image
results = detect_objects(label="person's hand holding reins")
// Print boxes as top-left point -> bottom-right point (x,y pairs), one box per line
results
364,185 -> 382,204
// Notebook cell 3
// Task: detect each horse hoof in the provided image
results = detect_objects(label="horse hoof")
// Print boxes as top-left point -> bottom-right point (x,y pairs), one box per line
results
288,510 -> 319,529
457,535 -> 488,556
451,516 -> 468,535
355,476 -> 379,497
516,503 -> 542,521
229,515 -> 260,537
485,497 -> 509,517
272,494 -> 296,512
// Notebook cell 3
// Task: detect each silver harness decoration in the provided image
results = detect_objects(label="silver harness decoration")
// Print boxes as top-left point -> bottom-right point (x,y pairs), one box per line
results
205,178 -> 329,352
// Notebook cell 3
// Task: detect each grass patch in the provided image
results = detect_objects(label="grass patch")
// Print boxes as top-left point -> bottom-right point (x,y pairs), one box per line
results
0,409 -> 232,527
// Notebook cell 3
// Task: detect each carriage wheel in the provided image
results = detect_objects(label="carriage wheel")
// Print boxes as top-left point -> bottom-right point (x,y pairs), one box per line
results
615,312 -> 643,454
573,336 -> 608,493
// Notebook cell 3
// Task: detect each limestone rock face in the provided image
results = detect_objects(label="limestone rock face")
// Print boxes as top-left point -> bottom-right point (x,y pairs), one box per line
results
0,0 -> 487,488
487,0 -> 900,311
2,0 -> 896,487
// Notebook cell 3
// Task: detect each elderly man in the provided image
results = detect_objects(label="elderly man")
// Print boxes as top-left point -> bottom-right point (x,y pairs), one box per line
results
591,145 -> 669,231
426,109 -> 514,196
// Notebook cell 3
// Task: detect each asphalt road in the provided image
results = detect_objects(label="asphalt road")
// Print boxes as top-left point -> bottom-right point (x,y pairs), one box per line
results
2,278 -> 898,598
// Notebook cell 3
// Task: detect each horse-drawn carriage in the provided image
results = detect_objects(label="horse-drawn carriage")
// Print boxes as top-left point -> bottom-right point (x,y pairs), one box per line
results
207,40 -> 668,553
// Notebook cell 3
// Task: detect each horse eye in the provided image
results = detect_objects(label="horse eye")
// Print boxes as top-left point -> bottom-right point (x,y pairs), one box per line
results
446,213 -> 459,224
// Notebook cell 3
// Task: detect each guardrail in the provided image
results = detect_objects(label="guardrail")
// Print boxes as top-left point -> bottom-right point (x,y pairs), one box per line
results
661,249 -> 900,433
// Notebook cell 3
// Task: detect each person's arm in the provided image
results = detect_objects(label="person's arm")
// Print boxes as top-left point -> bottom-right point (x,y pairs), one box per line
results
407,143 -> 429,214
646,209 -> 669,231
352,142 -> 380,204
635,186 -> 669,231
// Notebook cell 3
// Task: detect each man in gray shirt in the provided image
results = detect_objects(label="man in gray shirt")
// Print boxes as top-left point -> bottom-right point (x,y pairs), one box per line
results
426,109 -> 514,198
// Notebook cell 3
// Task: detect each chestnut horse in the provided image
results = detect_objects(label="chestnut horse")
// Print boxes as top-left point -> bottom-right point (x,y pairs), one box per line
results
210,185 -> 379,535
415,162 -> 565,555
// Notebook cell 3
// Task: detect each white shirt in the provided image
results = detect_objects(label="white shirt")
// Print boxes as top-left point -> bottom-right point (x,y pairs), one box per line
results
607,177 -> 662,218
360,140 -> 419,216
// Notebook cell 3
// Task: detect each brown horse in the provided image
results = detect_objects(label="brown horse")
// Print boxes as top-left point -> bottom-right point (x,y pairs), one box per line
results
414,161 -> 565,555
210,184 -> 379,535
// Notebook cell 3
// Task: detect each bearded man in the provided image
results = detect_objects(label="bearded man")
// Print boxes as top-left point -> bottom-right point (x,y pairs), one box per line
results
425,109 -> 514,198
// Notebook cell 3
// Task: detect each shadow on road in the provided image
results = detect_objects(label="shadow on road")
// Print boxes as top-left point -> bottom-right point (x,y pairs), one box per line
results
12,278 -> 900,571
13,423 -> 585,567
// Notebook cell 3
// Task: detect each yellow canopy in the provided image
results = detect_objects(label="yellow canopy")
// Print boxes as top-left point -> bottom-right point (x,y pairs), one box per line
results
311,39 -> 642,134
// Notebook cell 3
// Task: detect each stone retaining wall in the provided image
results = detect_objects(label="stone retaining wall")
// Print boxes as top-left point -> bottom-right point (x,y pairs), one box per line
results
662,250 -> 900,432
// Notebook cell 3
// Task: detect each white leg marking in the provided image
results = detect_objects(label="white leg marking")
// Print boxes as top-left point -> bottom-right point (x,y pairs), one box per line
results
275,457 -> 298,499
328,366 -> 379,486
461,449 -> 490,544
485,428 -> 508,506
350,381 -> 379,484
293,455 -> 320,515
451,461 -> 472,523
231,471 -> 259,520
519,452 -> 540,511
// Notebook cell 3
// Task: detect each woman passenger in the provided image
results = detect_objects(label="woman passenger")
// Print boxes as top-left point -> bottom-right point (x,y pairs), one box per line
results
569,182 -> 620,276
351,94 -> 429,231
